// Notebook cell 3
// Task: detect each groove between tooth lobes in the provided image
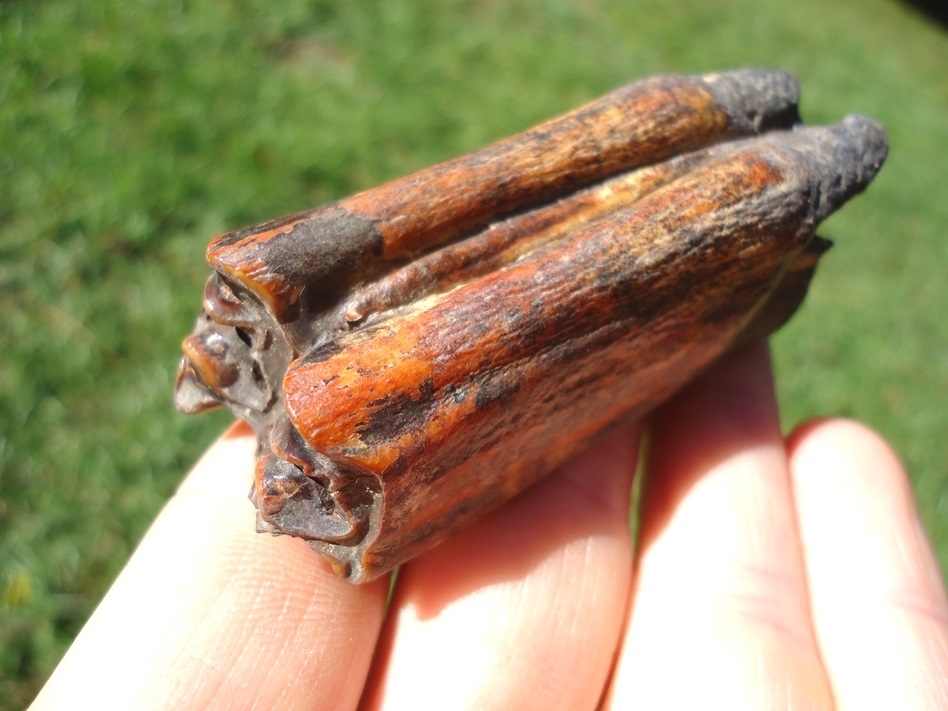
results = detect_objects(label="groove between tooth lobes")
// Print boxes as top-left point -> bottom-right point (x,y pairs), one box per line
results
340,81 -> 732,257
202,70 -> 800,324
339,148 -> 717,323
281,149 -> 804,477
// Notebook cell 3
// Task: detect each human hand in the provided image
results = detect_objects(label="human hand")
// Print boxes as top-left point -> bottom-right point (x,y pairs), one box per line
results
30,343 -> 948,710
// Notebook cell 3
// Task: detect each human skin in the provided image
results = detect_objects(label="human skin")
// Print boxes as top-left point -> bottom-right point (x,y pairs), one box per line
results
30,343 -> 948,710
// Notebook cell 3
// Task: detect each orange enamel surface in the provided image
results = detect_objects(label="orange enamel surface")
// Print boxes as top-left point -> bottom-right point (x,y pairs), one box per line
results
200,76 -> 749,319
206,217 -> 313,317
281,148 -> 806,485
341,81 -> 727,258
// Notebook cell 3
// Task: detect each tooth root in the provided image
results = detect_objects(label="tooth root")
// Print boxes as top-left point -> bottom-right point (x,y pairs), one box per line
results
173,360 -> 224,413
181,332 -> 239,390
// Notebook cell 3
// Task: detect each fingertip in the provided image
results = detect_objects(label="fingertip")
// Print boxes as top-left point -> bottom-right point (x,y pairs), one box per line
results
786,417 -> 911,501
221,418 -> 255,439
784,415 -> 834,452
787,416 -> 895,458
786,416 -> 935,597
787,417 -> 948,708
612,342 -> 834,708
32,425 -> 388,711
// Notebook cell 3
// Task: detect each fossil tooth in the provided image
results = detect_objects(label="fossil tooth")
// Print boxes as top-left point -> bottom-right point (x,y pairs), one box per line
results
175,69 -> 886,582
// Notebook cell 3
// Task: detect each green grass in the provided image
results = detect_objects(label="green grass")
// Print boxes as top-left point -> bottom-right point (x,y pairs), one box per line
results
1,0 -> 945,705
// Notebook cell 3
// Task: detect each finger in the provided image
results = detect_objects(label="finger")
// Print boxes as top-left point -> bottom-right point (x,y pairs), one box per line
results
788,419 -> 948,709
31,423 -> 388,711
606,343 -> 833,709
360,421 -> 641,711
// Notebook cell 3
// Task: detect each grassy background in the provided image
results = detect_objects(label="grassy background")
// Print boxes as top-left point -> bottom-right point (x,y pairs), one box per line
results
1,0 -> 945,705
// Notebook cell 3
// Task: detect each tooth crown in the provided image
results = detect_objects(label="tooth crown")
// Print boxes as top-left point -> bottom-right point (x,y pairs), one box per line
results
175,69 -> 887,583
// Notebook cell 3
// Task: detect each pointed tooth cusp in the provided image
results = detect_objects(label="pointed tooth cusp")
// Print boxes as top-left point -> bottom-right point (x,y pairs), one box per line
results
203,274 -> 255,326
181,331 -> 240,391
173,358 -> 224,413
